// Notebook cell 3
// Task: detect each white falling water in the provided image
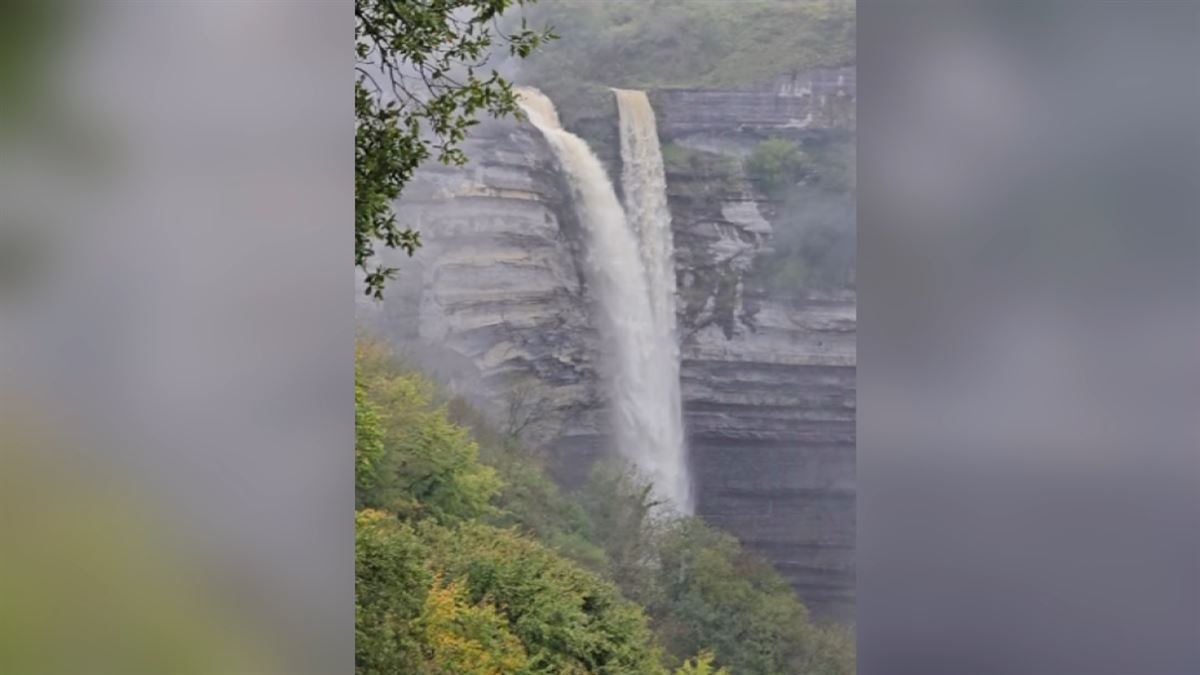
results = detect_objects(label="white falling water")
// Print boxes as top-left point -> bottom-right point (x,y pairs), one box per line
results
613,89 -> 679,336
612,89 -> 689,511
517,87 -> 691,513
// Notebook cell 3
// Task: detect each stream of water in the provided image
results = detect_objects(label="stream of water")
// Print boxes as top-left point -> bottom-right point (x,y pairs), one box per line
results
517,87 -> 691,512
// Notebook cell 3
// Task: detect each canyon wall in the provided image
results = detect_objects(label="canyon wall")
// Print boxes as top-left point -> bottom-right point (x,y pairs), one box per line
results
652,66 -> 855,140
360,68 -> 856,621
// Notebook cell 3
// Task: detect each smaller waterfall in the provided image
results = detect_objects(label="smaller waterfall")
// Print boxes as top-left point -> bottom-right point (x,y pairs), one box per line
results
613,89 -> 679,334
517,88 -> 692,512
613,88 -> 689,509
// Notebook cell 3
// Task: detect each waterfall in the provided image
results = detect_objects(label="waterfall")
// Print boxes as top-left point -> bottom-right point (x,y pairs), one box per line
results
517,87 -> 691,513
612,89 -> 689,511
613,89 -> 679,337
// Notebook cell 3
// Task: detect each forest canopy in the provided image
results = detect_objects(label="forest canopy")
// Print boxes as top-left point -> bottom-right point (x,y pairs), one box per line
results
514,0 -> 854,90
354,339 -> 853,674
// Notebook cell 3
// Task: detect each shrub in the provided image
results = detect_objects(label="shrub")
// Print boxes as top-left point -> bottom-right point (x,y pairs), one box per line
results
424,522 -> 667,675
356,341 -> 501,523
744,138 -> 813,198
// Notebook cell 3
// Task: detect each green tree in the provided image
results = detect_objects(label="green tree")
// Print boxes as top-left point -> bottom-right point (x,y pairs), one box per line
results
355,372 -> 386,508
356,340 -> 501,522
353,337 -> 854,674
796,623 -> 856,675
747,138 -> 856,294
674,651 -> 730,675
355,510 -> 432,674
425,521 -> 667,675
515,0 -> 854,91
355,0 -> 555,298
452,392 -> 609,570
580,460 -> 663,604
418,575 -> 530,674
651,518 -> 852,675
744,138 -> 813,198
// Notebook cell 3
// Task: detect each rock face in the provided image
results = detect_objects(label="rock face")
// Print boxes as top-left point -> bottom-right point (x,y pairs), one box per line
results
655,68 -> 854,131
651,67 -> 855,156
362,68 -> 856,621
358,120 -> 610,465
682,298 -> 856,622
659,87 -> 856,619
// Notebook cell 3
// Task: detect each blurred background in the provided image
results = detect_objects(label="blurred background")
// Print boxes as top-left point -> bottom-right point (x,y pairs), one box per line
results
859,1 -> 1198,674
1,2 -> 351,673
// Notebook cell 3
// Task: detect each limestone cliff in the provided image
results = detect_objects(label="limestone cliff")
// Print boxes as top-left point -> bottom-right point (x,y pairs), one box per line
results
359,68 -> 856,621
357,119 -> 609,465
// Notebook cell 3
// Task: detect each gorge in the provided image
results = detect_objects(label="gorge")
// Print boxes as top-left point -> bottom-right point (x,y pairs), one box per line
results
359,69 -> 856,621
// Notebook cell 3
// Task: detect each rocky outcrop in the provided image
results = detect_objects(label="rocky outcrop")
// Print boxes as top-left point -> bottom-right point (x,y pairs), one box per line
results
651,67 -> 855,156
682,296 -> 856,621
363,69 -> 856,621
357,120 -> 609,462
654,97 -> 856,619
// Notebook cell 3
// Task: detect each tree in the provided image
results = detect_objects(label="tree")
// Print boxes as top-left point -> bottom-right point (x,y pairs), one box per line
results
355,0 -> 555,298
650,517 -> 856,675
424,521 -> 668,675
580,460 -> 664,605
355,372 -> 387,508
743,138 -> 814,198
674,651 -> 730,675
352,337 -> 855,674
356,340 -> 501,522
418,575 -> 530,674
355,510 -> 431,674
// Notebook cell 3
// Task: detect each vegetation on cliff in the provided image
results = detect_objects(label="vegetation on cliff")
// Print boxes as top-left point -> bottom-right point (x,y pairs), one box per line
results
515,0 -> 854,91
745,137 -> 856,295
355,337 -> 853,674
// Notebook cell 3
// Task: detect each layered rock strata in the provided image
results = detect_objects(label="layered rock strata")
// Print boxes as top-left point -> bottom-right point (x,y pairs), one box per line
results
361,68 -> 856,620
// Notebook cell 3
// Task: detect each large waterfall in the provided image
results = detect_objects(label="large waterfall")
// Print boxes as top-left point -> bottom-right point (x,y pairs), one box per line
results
517,88 -> 691,512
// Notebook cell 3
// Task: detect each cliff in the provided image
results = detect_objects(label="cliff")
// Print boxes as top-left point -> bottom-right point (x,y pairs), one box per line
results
652,67 -> 856,141
359,69 -> 856,621
357,120 -> 609,466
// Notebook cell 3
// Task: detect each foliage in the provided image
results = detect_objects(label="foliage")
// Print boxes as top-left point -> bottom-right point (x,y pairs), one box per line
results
354,373 -> 386,507
747,138 -> 856,295
576,466 -> 855,675
482,448 -> 609,570
644,517 -> 853,675
797,623 -> 857,675
356,514 -> 666,674
355,514 -> 535,675
424,522 -> 667,675
744,139 -> 816,198
674,651 -> 730,675
354,510 -> 432,674
660,143 -> 743,194
354,339 -> 854,674
579,461 -> 664,605
515,0 -> 854,91
355,340 -> 663,673
650,518 -> 813,673
442,379 -> 609,570
660,142 -> 700,173
419,575 -> 530,674
355,0 -> 555,299
804,138 -> 856,194
356,341 -> 501,522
